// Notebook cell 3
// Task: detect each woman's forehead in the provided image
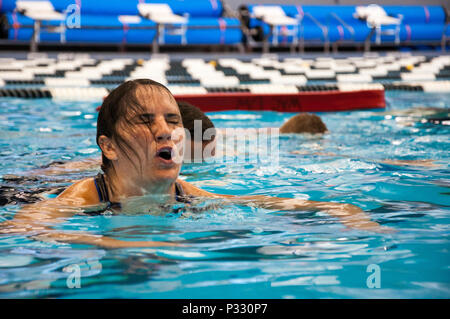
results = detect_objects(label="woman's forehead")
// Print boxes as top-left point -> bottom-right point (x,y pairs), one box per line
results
134,85 -> 178,113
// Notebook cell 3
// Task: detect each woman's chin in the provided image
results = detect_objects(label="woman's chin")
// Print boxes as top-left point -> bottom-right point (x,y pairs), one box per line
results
149,166 -> 180,183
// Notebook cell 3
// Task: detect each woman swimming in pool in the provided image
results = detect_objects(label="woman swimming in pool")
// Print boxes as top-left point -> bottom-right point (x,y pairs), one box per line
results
0,79 -> 389,248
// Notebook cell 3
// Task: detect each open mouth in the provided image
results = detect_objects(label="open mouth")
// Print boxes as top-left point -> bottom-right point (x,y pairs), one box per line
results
156,147 -> 173,161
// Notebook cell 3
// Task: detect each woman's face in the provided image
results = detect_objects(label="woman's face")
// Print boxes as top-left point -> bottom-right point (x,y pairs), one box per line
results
114,86 -> 185,186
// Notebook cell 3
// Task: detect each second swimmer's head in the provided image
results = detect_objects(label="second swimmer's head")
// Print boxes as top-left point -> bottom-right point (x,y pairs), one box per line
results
177,101 -> 216,163
280,113 -> 328,134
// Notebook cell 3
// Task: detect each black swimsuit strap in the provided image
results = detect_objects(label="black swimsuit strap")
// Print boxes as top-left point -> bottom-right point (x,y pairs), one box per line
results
174,181 -> 192,204
93,173 -> 121,210
93,173 -> 109,203
174,181 -> 183,201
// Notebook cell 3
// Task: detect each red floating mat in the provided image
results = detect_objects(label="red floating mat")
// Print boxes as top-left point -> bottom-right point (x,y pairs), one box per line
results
174,89 -> 385,113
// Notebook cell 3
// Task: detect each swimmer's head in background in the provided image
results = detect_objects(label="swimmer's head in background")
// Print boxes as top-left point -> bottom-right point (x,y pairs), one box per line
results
96,79 -> 180,173
177,101 -> 216,162
178,101 -> 216,141
279,113 -> 328,134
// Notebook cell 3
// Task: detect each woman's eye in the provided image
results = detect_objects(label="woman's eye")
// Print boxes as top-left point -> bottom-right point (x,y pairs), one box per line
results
166,116 -> 181,125
138,115 -> 153,124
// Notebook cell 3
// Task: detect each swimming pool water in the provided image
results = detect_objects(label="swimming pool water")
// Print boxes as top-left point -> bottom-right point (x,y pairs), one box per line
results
0,91 -> 449,298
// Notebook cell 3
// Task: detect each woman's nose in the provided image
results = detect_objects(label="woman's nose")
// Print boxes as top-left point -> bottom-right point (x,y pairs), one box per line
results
154,118 -> 172,142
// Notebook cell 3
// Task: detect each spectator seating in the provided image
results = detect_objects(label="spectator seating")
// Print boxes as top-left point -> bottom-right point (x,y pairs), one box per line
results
354,4 -> 403,51
239,4 -> 448,52
250,5 -> 301,52
0,0 -> 243,51
15,1 -> 67,51
0,1 -> 448,53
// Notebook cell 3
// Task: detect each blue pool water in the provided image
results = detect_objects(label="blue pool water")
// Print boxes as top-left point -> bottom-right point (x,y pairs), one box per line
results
0,91 -> 449,298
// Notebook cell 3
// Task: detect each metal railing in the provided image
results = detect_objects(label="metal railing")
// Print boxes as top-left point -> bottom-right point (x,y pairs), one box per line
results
327,12 -> 355,53
6,19 -> 243,53
14,8 -> 68,52
364,14 -> 403,52
299,12 -> 329,53
442,7 -> 450,52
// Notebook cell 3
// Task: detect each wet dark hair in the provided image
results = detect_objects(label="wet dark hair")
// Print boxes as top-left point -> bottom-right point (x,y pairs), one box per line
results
279,113 -> 328,134
96,79 -> 176,173
177,101 -> 216,143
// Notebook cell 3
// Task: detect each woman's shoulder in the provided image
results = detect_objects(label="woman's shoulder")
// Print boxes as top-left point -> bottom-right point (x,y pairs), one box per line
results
177,179 -> 213,197
176,179 -> 233,199
56,177 -> 100,206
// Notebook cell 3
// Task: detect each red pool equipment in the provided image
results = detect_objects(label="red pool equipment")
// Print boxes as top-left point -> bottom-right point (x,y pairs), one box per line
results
174,89 -> 385,113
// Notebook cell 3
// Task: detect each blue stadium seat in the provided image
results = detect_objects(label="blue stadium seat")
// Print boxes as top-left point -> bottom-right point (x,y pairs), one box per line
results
0,1 -> 446,51
240,3 -> 447,52
0,0 -> 243,49
2,11 -> 157,44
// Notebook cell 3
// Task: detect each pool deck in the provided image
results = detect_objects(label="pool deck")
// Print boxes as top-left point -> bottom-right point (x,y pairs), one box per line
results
0,50 -> 449,111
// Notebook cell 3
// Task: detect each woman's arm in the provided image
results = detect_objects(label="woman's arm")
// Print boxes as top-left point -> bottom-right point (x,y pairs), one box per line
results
29,158 -> 101,176
292,151 -> 439,168
179,180 -> 390,233
0,179 -> 180,249
30,232 -> 178,249
1,202 -> 179,249
1,217 -> 178,249
227,195 -> 387,232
